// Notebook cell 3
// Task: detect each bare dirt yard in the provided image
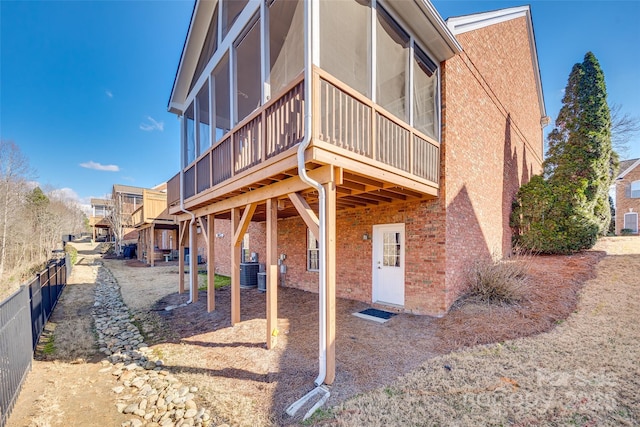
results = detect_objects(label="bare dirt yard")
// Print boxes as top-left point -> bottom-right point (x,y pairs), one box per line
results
7,237 -> 639,426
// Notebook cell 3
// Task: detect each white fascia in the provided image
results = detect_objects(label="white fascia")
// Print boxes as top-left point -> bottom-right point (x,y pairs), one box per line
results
446,5 -> 546,120
617,159 -> 640,180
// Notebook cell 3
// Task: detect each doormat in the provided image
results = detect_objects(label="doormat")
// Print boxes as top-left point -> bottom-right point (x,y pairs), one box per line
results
352,308 -> 397,324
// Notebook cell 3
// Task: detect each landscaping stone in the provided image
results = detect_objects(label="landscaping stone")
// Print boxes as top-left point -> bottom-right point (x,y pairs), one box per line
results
92,263 -> 212,427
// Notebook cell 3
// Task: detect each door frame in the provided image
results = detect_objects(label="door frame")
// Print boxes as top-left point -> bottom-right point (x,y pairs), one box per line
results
372,223 -> 405,306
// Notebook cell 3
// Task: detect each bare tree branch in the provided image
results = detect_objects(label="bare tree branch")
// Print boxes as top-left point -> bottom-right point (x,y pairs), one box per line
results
611,103 -> 640,159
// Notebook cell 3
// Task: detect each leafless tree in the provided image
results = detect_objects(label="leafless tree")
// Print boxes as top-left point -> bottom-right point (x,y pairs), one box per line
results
106,192 -> 126,255
0,140 -> 31,279
611,103 -> 640,160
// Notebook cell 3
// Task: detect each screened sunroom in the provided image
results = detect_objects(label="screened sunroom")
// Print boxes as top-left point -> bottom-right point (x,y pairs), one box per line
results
166,0 -> 461,215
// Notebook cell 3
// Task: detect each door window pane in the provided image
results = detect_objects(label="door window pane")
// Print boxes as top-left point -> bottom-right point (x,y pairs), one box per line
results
413,45 -> 438,140
376,6 -> 409,121
320,0 -> 371,97
222,0 -> 248,40
235,19 -> 261,124
383,232 -> 401,267
196,84 -> 211,155
212,54 -> 231,142
185,102 -> 195,165
268,0 -> 304,97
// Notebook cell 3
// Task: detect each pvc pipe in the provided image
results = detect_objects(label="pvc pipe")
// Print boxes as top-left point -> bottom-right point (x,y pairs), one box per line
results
299,0 -> 327,388
178,115 -> 196,305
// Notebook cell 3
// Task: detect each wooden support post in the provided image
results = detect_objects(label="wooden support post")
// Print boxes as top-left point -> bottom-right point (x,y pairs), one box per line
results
231,203 -> 257,325
266,198 -> 278,349
231,208 -> 241,325
207,214 -> 215,312
324,180 -> 337,385
150,224 -> 155,267
190,219 -> 198,303
178,221 -> 186,294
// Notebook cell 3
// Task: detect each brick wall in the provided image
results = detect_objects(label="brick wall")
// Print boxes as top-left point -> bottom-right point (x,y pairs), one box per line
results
209,218 -> 266,276
615,165 -> 640,234
275,199 -> 447,315
441,16 -> 544,309
191,16 -> 545,317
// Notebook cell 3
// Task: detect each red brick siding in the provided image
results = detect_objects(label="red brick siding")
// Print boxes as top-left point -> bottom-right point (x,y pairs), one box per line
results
275,199 -> 447,315
441,17 -> 544,308
209,219 -> 266,276
615,165 -> 640,234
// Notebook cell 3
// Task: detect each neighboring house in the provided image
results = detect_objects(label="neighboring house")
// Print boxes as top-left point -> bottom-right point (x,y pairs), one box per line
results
165,0 -> 547,384
132,188 -> 180,266
89,198 -> 113,241
615,158 -> 640,234
112,184 -> 145,245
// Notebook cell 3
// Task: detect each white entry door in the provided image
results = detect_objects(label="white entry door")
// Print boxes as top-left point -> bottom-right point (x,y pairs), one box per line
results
372,223 -> 405,306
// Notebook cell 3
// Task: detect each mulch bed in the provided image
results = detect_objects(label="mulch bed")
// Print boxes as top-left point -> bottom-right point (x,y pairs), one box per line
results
147,250 -> 604,425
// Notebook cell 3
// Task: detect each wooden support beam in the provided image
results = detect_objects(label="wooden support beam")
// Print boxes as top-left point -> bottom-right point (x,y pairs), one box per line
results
150,224 -> 155,267
178,221 -> 185,294
324,180 -> 337,385
266,198 -> 278,349
199,216 -> 209,245
233,203 -> 257,247
230,208 -> 241,325
207,214 -> 215,312
190,165 -> 333,219
190,219 -> 198,303
288,192 -> 319,240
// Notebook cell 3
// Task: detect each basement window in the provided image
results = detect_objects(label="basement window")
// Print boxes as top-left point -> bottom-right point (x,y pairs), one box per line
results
307,228 -> 319,272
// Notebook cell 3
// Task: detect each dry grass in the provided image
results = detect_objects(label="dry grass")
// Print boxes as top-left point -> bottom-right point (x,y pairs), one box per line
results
323,237 -> 640,426
465,257 -> 530,304
7,241 -> 129,427
10,238 -> 638,427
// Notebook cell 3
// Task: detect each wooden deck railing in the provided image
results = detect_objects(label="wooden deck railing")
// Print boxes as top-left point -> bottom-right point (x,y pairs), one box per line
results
167,68 -> 440,208
313,67 -> 440,184
131,207 -> 143,226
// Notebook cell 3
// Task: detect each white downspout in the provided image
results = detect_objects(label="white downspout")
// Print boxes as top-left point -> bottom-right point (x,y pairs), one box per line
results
298,0 -> 327,389
179,115 -> 196,304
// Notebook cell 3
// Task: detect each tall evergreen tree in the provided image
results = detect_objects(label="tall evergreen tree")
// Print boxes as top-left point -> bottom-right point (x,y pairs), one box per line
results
512,52 -> 615,253
544,51 -> 614,236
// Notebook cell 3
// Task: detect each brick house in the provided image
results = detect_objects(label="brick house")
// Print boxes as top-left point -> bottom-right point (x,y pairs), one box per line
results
165,0 -> 547,384
615,158 -> 640,234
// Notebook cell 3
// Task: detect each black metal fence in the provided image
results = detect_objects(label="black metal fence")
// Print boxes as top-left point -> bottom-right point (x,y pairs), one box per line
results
0,257 -> 68,427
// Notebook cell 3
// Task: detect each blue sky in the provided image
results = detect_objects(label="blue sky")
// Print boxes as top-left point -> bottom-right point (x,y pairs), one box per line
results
1,1 -> 639,211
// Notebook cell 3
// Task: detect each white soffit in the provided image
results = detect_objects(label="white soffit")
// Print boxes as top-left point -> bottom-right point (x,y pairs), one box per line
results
386,0 -> 462,61
446,5 -> 546,118
168,0 -> 216,114
445,5 -> 529,35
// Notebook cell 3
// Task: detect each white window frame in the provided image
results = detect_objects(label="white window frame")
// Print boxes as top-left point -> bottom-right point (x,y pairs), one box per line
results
307,228 -> 319,272
631,180 -> 640,198
623,212 -> 638,233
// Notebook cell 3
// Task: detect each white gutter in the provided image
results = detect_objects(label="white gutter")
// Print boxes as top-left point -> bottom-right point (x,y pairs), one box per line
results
300,0 -> 327,390
178,115 -> 196,305
286,0 -> 330,420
